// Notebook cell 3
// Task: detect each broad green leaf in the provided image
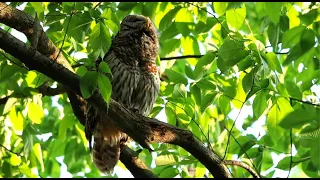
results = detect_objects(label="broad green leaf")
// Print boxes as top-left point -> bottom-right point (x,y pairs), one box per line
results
232,72 -> 246,108
279,106 -> 319,129
33,143 -> 44,172
159,167 -> 179,178
242,71 -> 253,93
213,2 -> 229,16
165,106 -> 176,125
89,22 -> 111,59
282,26 -> 305,49
218,38 -> 249,72
175,8 -> 193,23
80,71 -> 99,99
218,95 -> 231,115
276,156 -> 301,170
50,160 -> 61,178
28,102 -> 44,124
201,92 -> 217,113
173,84 -> 187,98
65,12 -> 92,42
155,154 -> 179,166
252,91 -> 267,119
300,29 -> 316,52
265,2 -> 283,24
165,69 -> 188,85
117,2 -> 137,11
226,5 -> 246,30
194,52 -> 216,80
265,52 -> 282,73
58,116 -> 74,141
266,97 -> 293,141
0,64 -> 24,83
30,2 -> 44,14
97,74 -> 112,105
311,142 -> 320,168
159,7 -> 181,31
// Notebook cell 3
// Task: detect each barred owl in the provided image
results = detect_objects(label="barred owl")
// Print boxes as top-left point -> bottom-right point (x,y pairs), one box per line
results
85,15 -> 160,173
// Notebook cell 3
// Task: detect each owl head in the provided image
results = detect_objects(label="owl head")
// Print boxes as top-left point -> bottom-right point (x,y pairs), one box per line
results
119,15 -> 158,43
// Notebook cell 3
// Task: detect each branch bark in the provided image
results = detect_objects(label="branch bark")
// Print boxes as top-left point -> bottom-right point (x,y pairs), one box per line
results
0,3 -> 155,177
0,26 -> 231,178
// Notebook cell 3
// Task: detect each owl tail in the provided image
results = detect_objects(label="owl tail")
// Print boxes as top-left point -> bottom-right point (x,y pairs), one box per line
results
92,135 -> 121,173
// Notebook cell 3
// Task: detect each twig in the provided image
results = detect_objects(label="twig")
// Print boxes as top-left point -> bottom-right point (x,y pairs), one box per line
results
93,2 -> 102,10
160,55 -> 203,61
224,160 -> 260,178
54,2 -> 76,62
0,144 -> 22,157
0,50 -> 29,70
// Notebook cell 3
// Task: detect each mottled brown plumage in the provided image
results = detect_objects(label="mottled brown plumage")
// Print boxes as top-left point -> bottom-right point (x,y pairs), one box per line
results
85,15 -> 160,173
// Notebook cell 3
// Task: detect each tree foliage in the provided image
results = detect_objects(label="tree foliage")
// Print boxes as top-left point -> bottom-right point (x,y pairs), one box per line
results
0,2 -> 319,178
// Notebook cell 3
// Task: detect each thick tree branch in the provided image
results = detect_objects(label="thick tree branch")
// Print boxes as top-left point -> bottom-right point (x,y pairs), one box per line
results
120,146 -> 157,178
0,27 -> 231,178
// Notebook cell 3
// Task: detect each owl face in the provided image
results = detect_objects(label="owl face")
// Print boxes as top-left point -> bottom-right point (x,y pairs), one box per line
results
120,15 -> 157,42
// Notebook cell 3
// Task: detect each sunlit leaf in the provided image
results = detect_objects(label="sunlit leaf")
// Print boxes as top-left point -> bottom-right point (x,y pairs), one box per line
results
28,102 -> 44,124
226,4 -> 246,30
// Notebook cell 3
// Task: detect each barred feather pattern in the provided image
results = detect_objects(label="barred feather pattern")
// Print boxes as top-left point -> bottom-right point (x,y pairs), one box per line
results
85,15 -> 160,174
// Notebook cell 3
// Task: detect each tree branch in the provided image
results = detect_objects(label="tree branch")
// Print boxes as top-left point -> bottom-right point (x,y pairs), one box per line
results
120,146 -> 157,178
0,27 -> 231,178
224,160 -> 260,178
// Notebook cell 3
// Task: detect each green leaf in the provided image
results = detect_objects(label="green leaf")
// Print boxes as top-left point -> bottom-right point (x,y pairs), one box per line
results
242,71 -> 253,93
213,2 -> 229,16
97,74 -> 112,105
159,167 -> 179,178
266,97 -> 292,142
311,142 -> 320,168
265,2 -> 283,24
279,106 -> 319,129
155,154 -> 179,166
65,12 -> 92,42
218,38 -> 249,72
0,64 -> 23,84
175,8 -> 194,23
252,91 -> 267,119
33,143 -> 44,172
194,52 -> 216,80
89,22 -> 111,59
98,61 -> 112,75
28,102 -> 44,124
165,69 -> 188,85
300,29 -> 316,53
276,156 -> 300,170
30,2 -> 44,14
282,26 -> 305,49
265,52 -> 282,73
159,7 -> 181,31
201,92 -> 217,113
117,2 -> 137,11
218,95 -> 231,115
80,71 -> 99,99
226,5 -> 246,30
58,116 -> 74,141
